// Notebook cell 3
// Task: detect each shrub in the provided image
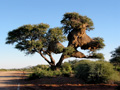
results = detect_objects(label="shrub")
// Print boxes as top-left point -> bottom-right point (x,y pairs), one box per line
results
28,69 -> 63,79
28,72 -> 41,79
62,62 -> 72,71
28,63 -> 73,79
61,62 -> 73,77
32,65 -> 49,71
75,60 -> 120,84
68,59 -> 79,70
92,53 -> 105,59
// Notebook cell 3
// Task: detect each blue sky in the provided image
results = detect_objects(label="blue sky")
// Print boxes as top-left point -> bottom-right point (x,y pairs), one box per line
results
0,0 -> 120,69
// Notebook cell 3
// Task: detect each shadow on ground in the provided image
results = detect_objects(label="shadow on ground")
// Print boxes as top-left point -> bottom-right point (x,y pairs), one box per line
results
0,71 -> 119,90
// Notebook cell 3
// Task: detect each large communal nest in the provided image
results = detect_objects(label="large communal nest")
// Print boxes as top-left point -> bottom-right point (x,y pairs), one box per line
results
67,29 -> 93,48
48,41 -> 65,54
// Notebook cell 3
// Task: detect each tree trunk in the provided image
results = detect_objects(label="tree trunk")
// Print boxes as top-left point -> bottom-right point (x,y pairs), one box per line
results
56,54 -> 68,68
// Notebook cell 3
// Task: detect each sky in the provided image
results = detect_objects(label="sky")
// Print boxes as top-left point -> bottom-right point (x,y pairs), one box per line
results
0,0 -> 120,69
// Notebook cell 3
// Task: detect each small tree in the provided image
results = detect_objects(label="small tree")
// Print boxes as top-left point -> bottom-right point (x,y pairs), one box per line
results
110,46 -> 120,69
6,12 -> 105,69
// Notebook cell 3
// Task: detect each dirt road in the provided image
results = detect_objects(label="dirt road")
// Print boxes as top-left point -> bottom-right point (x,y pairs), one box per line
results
0,71 -> 26,90
0,71 -> 118,90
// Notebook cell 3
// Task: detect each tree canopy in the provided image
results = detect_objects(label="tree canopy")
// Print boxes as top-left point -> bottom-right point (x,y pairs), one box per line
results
61,12 -> 94,34
110,46 -> 120,65
6,23 -> 50,54
6,12 -> 105,69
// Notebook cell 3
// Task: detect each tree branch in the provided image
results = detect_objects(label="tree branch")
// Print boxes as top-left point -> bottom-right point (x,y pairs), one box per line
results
38,50 -> 51,65
41,49 -> 55,66
56,54 -> 68,67
56,51 -> 86,67
48,53 -> 55,65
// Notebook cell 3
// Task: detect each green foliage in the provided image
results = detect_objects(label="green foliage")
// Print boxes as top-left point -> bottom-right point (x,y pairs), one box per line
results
110,57 -> 120,64
32,69 -> 62,78
0,69 -> 7,71
6,23 -> 49,55
112,46 -> 120,57
68,59 -> 79,65
32,65 -> 49,71
47,27 -> 67,42
63,46 -> 75,57
61,12 -> 94,34
62,62 -> 72,71
110,46 -> 120,65
93,37 -> 105,50
75,60 -> 120,84
92,53 -> 105,59
6,23 -> 49,44
61,62 -> 73,77
6,24 -> 67,55
28,63 -> 73,79
28,69 -> 70,79
68,59 -> 79,70
56,45 -> 64,53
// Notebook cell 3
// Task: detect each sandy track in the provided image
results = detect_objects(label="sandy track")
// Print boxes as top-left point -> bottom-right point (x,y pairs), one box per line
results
0,71 -> 25,90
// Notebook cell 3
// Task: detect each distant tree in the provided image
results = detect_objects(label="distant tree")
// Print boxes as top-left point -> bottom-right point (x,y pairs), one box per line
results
110,46 -> 120,68
6,12 -> 105,69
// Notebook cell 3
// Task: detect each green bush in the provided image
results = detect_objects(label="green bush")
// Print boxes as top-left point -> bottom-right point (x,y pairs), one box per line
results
28,72 -> 41,79
75,60 -> 120,84
61,62 -> 73,77
28,69 -> 63,79
31,65 -> 49,71
28,63 -> 73,79
68,59 -> 79,70
62,62 -> 72,71
92,53 -> 105,59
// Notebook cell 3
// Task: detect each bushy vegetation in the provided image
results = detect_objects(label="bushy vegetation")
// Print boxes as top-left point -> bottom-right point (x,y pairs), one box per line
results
110,46 -> 120,72
26,60 -> 120,84
92,53 -> 105,59
0,69 -> 7,71
28,69 -> 62,79
1,59 -> 119,85
75,60 -> 120,84
28,63 -> 73,80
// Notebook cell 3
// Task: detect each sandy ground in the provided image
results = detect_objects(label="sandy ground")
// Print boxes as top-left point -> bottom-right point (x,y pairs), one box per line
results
0,71 -> 26,90
0,71 -> 118,90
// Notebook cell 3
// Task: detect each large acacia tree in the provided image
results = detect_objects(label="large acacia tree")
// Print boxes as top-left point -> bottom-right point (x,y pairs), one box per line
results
6,12 -> 105,69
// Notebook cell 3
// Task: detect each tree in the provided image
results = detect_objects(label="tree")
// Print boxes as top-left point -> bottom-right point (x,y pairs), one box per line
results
6,12 -> 105,69
110,46 -> 120,67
